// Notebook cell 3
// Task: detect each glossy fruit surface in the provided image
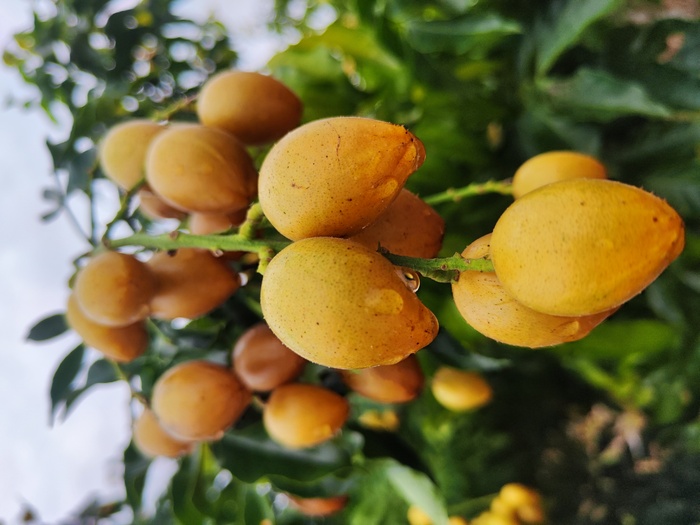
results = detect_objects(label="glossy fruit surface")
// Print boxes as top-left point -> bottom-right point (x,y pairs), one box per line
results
188,209 -> 246,234
258,117 -> 425,240
341,354 -> 423,403
431,367 -> 492,412
491,179 -> 685,316
452,234 -> 615,347
512,151 -> 606,198
99,119 -> 164,190
349,189 -> 445,258
232,323 -> 306,392
74,251 -> 155,327
132,408 -> 194,458
65,294 -> 147,362
145,124 -> 257,214
151,360 -> 251,442
263,383 -> 349,448
146,248 -> 240,320
286,495 -> 348,516
197,70 -> 302,145
260,237 -> 439,369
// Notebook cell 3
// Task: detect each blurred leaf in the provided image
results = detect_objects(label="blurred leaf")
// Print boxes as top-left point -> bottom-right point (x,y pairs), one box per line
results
213,424 -> 361,483
64,359 -> 120,415
535,0 -> 623,75
124,443 -> 151,512
542,68 -> 672,122
26,313 -> 67,341
386,462 -> 450,525
406,13 -> 520,55
49,345 -> 85,422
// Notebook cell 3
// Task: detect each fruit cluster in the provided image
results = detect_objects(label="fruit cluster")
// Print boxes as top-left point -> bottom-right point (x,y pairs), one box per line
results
64,68 -> 685,521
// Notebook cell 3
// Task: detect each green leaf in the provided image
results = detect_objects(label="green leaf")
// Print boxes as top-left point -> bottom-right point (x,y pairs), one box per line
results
240,484 -> 274,525
64,359 -> 120,415
406,13 -> 520,55
386,462 -> 450,525
213,424 -> 360,483
535,0 -> 623,75
123,443 -> 151,512
542,68 -> 672,122
49,345 -> 85,422
27,313 -> 68,341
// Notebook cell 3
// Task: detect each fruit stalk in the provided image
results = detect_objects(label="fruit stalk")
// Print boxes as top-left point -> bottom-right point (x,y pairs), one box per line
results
423,179 -> 513,205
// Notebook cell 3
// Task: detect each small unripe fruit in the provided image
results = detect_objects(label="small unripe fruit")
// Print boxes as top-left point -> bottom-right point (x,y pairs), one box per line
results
232,323 -> 306,392
431,367 -> 492,412
65,294 -> 147,363
74,251 -> 155,327
512,151 -> 607,198
151,360 -> 251,442
197,70 -> 303,145
263,383 -> 349,448
132,408 -> 194,458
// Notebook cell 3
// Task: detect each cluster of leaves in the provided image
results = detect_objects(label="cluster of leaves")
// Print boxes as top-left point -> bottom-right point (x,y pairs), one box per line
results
15,0 -> 700,523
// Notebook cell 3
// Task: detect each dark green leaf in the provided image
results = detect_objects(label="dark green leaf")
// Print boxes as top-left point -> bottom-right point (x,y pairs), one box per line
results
27,313 -> 68,341
535,0 -> 623,74
542,68 -> 672,122
64,359 -> 120,415
49,345 -> 85,422
213,424 -> 360,483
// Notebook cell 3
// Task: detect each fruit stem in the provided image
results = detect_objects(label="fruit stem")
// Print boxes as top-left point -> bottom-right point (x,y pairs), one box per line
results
423,179 -> 513,205
150,93 -> 198,122
238,202 -> 265,240
381,250 -> 494,283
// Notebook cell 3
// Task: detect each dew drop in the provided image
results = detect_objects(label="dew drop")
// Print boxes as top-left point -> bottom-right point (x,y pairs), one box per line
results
395,267 -> 420,292
365,289 -> 404,315
374,178 -> 399,199
557,320 -> 581,337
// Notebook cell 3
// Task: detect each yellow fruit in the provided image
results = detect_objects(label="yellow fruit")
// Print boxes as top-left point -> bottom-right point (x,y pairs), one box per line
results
341,354 -> 424,403
491,179 -> 685,316
499,484 -> 545,524
449,517 -> 469,525
197,70 -> 303,145
151,360 -> 251,442
260,237 -> 439,369
349,189 -> 445,258
137,185 -> 187,220
407,505 -> 433,525
146,248 -> 241,320
132,408 -> 194,458
259,117 -> 425,240
471,511 -> 519,525
452,234 -> 616,347
357,409 -> 400,432
73,251 -> 156,327
512,151 -> 607,198
99,120 -> 165,190
431,367 -> 492,412
263,383 -> 349,448
232,323 -> 306,392
65,294 -> 147,363
145,124 -> 257,214
188,209 -> 247,235
286,495 -> 348,516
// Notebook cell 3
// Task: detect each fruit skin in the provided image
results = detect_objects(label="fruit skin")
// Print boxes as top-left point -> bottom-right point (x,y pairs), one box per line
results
349,189 -> 445,258
151,360 -> 251,442
263,383 -> 349,448
260,237 -> 439,369
65,294 -> 147,363
132,408 -> 194,458
146,248 -> 241,320
512,150 -> 607,199
232,323 -> 307,392
341,354 -> 424,403
197,70 -> 303,145
407,505 -> 433,525
145,123 -> 257,214
286,495 -> 348,516
99,119 -> 165,190
452,234 -> 616,348
258,117 -> 425,240
74,251 -> 156,327
491,179 -> 685,316
137,185 -> 187,221
431,367 -> 492,412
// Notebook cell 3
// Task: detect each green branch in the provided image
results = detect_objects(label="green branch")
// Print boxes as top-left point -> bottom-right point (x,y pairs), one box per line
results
382,250 -> 494,283
424,179 -> 513,205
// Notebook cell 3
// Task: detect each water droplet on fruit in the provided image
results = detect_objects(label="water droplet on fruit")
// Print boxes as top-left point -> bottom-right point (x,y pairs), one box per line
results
374,178 -> 399,199
557,320 -> 581,337
395,267 -> 420,292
